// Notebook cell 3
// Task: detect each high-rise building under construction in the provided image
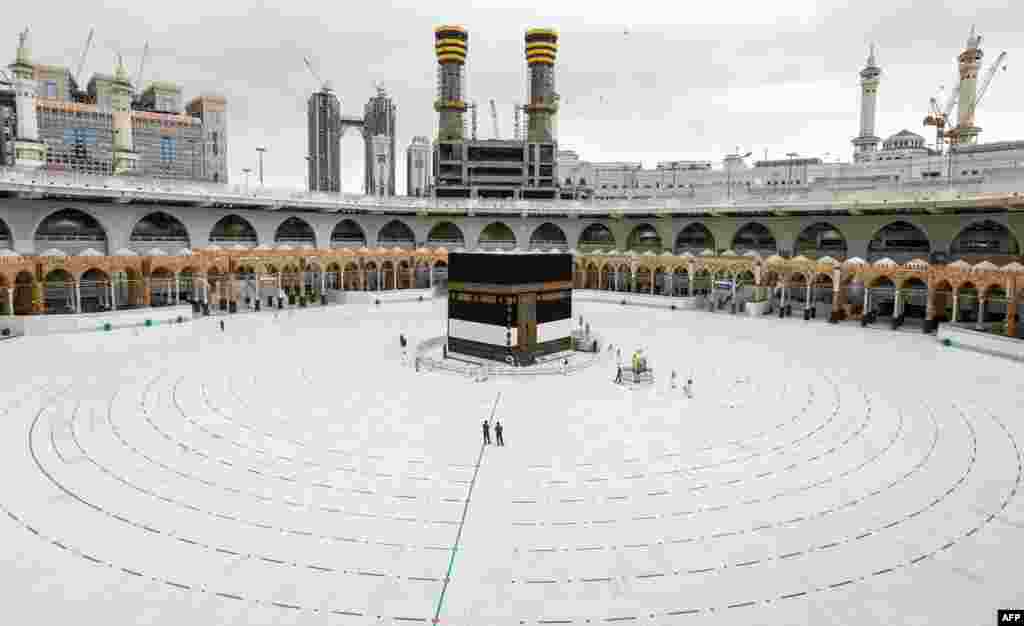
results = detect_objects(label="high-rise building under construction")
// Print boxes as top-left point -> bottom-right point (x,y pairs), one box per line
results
363,87 -> 396,196
432,26 -> 558,199
4,29 -> 227,181
307,83 -> 341,192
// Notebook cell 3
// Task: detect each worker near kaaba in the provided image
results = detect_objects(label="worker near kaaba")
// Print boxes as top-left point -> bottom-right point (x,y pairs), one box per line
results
482,419 -> 491,445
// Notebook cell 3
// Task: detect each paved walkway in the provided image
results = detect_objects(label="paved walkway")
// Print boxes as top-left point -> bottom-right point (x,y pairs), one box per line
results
0,300 -> 1021,625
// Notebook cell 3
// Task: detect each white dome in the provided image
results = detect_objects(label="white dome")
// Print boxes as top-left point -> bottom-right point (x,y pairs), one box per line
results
146,248 -> 168,257
114,248 -> 137,257
41,248 -> 66,257
0,249 -> 20,257
883,129 -> 926,151
78,248 -> 103,257
176,248 -> 193,257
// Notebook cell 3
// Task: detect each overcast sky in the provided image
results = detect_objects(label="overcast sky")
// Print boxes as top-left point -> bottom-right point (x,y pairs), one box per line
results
5,0 -> 1021,193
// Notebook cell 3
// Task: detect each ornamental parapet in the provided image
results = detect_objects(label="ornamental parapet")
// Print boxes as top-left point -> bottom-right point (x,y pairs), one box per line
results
4,167 -> 1023,217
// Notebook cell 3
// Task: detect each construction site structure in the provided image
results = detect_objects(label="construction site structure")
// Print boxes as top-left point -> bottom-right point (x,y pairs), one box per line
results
4,27 -> 227,180
431,26 -> 559,200
525,28 -> 558,144
434,25 -> 468,142
363,86 -> 397,196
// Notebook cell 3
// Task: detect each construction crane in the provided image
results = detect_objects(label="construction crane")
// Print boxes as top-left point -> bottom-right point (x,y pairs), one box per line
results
970,50 -> 1008,117
303,56 -> 332,91
489,98 -> 499,139
464,101 -> 479,141
924,84 -> 958,152
133,42 -> 149,97
74,28 -> 94,86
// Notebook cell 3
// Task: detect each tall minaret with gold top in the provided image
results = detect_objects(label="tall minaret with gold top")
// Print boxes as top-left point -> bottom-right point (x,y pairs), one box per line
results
8,28 -> 47,169
110,54 -> 138,174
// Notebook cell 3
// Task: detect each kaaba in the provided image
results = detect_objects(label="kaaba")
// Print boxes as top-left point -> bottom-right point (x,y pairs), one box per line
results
446,251 -> 573,366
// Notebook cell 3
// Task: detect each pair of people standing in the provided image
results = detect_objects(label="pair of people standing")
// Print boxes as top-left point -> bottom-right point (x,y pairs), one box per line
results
482,419 -> 504,446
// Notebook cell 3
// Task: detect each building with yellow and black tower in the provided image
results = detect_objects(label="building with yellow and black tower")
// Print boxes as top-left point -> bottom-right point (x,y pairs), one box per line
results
432,26 -> 559,200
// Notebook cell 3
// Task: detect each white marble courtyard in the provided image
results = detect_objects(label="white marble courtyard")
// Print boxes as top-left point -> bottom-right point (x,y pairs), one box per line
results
1,299 -> 1022,625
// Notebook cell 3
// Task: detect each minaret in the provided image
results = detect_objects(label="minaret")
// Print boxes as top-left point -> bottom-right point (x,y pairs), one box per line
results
525,28 -> 558,144
8,28 -> 47,169
952,25 -> 983,145
851,43 -> 881,159
110,54 -> 138,174
434,25 -> 468,142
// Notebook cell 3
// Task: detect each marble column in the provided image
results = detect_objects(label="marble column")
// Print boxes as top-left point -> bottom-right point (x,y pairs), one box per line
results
893,289 -> 901,317
952,291 -> 959,323
74,281 -> 81,313
6,287 -> 13,315
174,275 -> 180,305
862,288 -> 869,314
976,298 -> 986,330
1007,290 -> 1018,337
805,283 -> 812,308
110,280 -> 117,310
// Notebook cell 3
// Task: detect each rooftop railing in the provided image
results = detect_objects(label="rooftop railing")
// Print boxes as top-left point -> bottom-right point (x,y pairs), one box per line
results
0,166 -> 1016,215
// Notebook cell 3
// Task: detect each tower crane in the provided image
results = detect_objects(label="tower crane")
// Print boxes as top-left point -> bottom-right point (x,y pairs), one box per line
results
132,41 -> 149,100
489,98 -> 499,139
923,84 -> 958,152
303,56 -> 331,91
74,28 -> 94,86
969,50 -> 1008,117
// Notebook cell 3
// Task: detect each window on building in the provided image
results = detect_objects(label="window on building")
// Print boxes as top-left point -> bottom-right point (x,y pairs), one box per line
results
44,80 -> 57,98
160,136 -> 176,163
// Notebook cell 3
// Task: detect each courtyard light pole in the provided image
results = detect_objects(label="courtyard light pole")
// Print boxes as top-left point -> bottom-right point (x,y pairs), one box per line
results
242,168 -> 252,193
256,146 -> 267,186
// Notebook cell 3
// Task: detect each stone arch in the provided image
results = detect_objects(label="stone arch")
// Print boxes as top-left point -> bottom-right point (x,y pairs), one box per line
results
585,262 -> 599,289
42,268 -> 75,314
13,270 -> 34,315
672,266 -> 690,296
209,214 -> 258,247
867,220 -> 930,263
899,276 -> 929,319
795,222 -> 847,259
626,223 -> 663,253
675,223 -> 714,254
478,221 -> 517,250
427,221 -> 465,247
149,267 -> 177,307
129,211 -> 191,253
731,222 -> 777,256
599,264 -> 613,290
275,216 -> 317,248
34,208 -> 109,255
529,223 -> 568,249
949,219 -> 1021,261
635,265 -> 652,292
80,268 -> 111,312
331,219 -> 367,248
342,262 -> 361,290
578,223 -> 616,252
378,219 -> 416,247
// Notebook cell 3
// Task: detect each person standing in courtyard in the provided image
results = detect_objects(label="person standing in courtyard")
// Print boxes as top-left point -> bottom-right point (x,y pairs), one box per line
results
562,357 -> 569,375
495,420 -> 504,446
615,363 -> 623,384
671,370 -> 678,390
684,378 -> 693,398
219,319 -> 225,332
482,419 -> 491,445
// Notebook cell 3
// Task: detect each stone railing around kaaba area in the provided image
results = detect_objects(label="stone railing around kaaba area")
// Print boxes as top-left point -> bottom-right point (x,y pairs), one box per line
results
414,334 -> 608,377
